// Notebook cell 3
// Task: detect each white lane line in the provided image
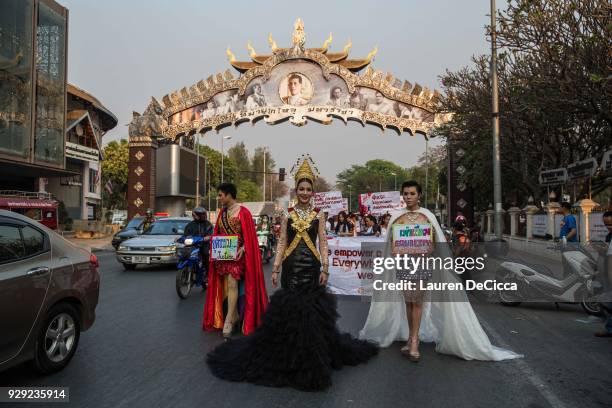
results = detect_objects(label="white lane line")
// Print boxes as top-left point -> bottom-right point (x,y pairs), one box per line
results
479,318 -> 569,408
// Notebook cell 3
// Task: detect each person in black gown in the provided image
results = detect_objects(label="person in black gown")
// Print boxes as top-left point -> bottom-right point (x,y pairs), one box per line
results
206,155 -> 378,391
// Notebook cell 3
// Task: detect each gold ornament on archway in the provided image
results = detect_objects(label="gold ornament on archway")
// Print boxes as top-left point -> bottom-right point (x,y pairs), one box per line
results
142,18 -> 451,142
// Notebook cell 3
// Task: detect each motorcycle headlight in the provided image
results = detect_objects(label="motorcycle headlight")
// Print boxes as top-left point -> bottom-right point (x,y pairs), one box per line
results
118,245 -> 129,251
184,238 -> 193,246
158,245 -> 176,252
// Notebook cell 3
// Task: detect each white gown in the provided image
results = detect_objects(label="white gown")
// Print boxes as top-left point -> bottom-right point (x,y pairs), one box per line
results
359,207 -> 522,361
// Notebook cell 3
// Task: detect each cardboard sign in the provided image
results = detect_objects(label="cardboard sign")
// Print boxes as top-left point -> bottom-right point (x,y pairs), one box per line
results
392,223 -> 433,255
210,235 -> 238,260
359,191 -> 402,215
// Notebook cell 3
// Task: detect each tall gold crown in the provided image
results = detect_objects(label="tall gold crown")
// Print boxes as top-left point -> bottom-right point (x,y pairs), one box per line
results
290,154 -> 319,186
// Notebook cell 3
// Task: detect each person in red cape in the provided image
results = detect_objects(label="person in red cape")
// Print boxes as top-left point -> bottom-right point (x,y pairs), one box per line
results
203,182 -> 268,337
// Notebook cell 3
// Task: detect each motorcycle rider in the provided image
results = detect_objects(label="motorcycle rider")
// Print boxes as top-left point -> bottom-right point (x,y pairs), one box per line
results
257,214 -> 274,258
184,207 -> 214,287
141,208 -> 156,231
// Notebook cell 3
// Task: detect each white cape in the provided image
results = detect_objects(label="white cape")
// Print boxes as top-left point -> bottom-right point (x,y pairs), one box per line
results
359,207 -> 521,361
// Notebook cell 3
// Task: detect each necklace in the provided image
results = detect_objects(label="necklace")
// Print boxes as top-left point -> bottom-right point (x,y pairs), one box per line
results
226,202 -> 240,216
403,207 -> 421,223
294,203 -> 313,219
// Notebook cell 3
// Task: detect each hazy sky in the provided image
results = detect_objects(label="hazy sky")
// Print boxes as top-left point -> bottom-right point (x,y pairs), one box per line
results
61,0 -> 499,182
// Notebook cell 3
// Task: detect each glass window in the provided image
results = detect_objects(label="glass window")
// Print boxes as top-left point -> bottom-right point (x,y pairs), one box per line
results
126,217 -> 144,229
0,225 -> 25,262
34,2 -> 66,166
89,169 -> 98,193
0,0 -> 33,158
21,225 -> 45,256
143,220 -> 189,235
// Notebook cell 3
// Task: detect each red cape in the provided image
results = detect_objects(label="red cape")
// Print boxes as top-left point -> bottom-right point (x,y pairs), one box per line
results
203,206 -> 268,335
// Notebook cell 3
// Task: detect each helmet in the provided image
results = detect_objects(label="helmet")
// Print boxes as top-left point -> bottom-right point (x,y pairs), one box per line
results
193,207 -> 207,215
145,208 -> 153,216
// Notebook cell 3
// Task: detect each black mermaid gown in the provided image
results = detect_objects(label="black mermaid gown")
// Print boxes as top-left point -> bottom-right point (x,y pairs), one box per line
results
206,213 -> 378,391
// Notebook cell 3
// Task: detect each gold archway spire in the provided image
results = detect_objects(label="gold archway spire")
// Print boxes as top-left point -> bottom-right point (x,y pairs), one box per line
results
226,47 -> 236,63
247,41 -> 257,59
268,33 -> 278,52
292,18 -> 306,49
366,45 -> 378,62
322,32 -> 332,51
343,39 -> 352,54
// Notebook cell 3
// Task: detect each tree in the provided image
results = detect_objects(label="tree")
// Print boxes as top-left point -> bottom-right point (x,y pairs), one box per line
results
227,142 -> 250,183
237,179 -> 262,202
101,139 -> 129,209
251,147 -> 275,186
438,0 -> 611,209
314,176 -> 334,193
336,159 -> 410,212
196,145 -> 239,207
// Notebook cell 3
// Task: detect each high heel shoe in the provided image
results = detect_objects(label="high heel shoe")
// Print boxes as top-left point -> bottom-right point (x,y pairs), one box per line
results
401,336 -> 420,362
408,336 -> 420,362
223,315 -> 237,339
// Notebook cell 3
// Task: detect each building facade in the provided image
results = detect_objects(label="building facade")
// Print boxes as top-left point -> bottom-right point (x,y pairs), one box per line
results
1,0 -> 117,224
46,84 -> 117,221
0,0 -> 69,186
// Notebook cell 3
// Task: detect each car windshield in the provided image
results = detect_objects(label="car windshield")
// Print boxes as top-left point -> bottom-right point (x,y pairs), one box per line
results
125,217 -> 143,229
143,220 -> 188,235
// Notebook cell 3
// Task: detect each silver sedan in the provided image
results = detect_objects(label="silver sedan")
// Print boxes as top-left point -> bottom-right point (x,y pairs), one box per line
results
116,217 -> 190,270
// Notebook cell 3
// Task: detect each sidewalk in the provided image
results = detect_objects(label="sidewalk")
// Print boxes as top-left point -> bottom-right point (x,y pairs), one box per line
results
66,236 -> 114,253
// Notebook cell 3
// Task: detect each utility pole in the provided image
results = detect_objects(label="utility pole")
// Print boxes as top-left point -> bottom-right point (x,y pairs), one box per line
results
424,138 -> 429,208
195,134 -> 200,206
203,155 -> 207,208
263,147 -> 266,201
491,0 -> 503,239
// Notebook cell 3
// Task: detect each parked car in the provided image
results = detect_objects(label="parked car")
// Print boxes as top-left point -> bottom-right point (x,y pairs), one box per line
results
111,216 -> 144,249
0,210 -> 99,374
116,217 -> 190,270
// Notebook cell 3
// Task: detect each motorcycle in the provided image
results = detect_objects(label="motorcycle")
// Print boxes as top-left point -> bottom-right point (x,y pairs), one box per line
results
175,236 -> 207,299
257,230 -> 274,264
496,243 -> 603,316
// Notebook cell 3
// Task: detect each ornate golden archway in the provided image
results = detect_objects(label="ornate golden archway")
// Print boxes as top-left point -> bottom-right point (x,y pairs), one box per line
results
126,19 -> 449,216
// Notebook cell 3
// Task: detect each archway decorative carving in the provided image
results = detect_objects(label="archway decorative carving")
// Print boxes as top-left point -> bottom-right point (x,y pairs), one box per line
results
127,19 -> 451,217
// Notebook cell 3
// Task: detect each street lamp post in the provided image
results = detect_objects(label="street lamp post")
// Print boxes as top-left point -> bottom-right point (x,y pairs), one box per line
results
221,135 -> 232,183
263,147 -> 266,201
490,0 -> 503,239
390,172 -> 397,190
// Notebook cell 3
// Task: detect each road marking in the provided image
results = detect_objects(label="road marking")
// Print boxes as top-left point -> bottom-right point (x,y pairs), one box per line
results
479,318 -> 569,408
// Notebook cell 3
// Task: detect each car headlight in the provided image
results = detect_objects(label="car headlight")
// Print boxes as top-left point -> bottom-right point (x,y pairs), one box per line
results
118,245 -> 129,251
158,245 -> 176,252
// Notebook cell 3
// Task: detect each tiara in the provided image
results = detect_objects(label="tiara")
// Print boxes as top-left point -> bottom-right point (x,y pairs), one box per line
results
290,154 -> 319,186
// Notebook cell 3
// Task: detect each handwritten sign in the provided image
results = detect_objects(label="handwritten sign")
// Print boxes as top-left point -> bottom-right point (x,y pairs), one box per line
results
392,223 -> 433,255
314,191 -> 346,215
211,235 -> 238,261
359,191 -> 403,215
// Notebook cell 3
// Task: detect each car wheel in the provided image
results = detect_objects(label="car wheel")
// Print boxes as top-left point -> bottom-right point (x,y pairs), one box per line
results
32,303 -> 81,374
123,263 -> 137,271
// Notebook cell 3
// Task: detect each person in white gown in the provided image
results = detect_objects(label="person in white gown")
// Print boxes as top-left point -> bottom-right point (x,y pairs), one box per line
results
359,180 -> 522,361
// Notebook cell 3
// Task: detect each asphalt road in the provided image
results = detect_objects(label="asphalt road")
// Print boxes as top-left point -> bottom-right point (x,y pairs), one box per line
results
1,251 -> 611,408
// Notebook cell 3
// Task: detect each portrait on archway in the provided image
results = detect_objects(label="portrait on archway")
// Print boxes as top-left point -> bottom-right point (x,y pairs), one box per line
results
278,72 -> 313,106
